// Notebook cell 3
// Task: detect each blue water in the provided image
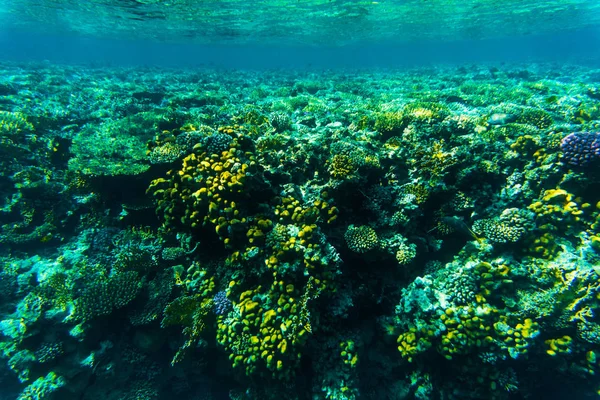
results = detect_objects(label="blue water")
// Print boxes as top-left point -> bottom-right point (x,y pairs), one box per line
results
1,27 -> 600,68
1,0 -> 600,67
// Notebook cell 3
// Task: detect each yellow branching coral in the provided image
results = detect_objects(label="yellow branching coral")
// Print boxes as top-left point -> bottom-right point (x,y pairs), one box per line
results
0,111 -> 34,136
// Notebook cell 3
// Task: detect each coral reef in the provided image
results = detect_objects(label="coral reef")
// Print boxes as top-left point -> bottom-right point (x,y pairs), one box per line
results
1,61 -> 600,400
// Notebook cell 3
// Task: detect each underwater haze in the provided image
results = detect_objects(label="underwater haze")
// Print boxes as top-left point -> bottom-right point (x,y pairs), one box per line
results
2,1 -> 600,400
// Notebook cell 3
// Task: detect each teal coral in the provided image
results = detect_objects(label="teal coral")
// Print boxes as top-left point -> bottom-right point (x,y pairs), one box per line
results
73,271 -> 141,322
17,372 -> 65,400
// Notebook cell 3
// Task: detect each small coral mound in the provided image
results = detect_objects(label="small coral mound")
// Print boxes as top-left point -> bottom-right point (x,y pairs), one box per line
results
148,141 -> 186,164
395,242 -> 417,265
472,208 -> 532,244
344,225 -> 378,253
269,112 -> 292,132
212,290 -> 232,316
472,219 -> 522,243
560,131 -> 600,166
203,132 -> 234,155
73,271 -> 141,322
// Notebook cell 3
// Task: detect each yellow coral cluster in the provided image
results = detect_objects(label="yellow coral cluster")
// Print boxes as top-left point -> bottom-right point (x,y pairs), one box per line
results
266,196 -> 337,278
437,305 -> 538,361
215,190 -> 337,380
328,154 -> 358,179
217,194 -> 337,379
148,124 -> 344,380
545,335 -> 572,356
529,188 -> 590,225
147,125 -> 256,248
216,282 -> 309,380
339,339 -> 358,368
528,232 -> 561,259
527,188 -> 598,258
493,316 -> 539,358
476,261 -> 512,298
397,261 -> 539,362
275,196 -> 318,225
438,305 -> 497,360
397,327 -> 432,362
545,334 -> 599,379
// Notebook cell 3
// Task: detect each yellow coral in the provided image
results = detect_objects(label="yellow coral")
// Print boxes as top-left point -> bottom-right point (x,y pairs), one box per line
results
545,335 -> 572,356
340,339 -> 359,368
328,154 -> 358,179
216,282 -> 310,380
0,111 -> 34,135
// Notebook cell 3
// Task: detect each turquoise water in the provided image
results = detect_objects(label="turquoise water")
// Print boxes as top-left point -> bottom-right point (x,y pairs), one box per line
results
1,1 -> 600,400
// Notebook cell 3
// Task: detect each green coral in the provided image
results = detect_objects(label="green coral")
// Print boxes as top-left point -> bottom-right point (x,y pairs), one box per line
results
73,271 -> 141,322
0,111 -> 34,137
374,110 -> 407,136
344,225 -> 378,254
68,114 -> 159,176
395,242 -> 417,265
269,112 -> 292,132
17,371 -> 65,400
408,139 -> 458,180
130,269 -> 174,326
374,102 -> 448,137
402,101 -> 449,123
328,154 -> 359,179
163,295 -> 213,365
516,108 -> 553,129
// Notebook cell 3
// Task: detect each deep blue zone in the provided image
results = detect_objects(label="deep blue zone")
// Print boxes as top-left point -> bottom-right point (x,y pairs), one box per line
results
1,25 -> 600,67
